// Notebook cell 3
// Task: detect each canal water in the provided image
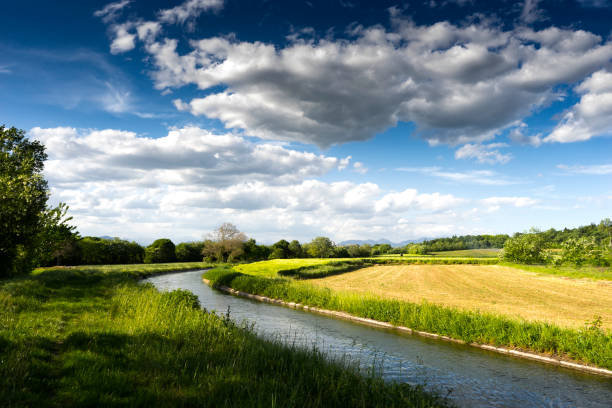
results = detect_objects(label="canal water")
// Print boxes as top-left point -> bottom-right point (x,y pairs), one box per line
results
144,270 -> 612,408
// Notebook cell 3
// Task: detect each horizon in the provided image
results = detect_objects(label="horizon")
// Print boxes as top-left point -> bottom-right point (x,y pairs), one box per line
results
2,0 -> 611,244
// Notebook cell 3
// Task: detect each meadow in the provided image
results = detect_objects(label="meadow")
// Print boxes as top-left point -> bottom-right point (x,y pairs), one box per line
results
0,264 -> 448,407
205,259 -> 612,370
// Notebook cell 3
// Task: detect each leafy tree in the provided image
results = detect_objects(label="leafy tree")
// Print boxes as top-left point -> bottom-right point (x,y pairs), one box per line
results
306,237 -> 335,258
288,240 -> 304,258
269,239 -> 290,259
560,237 -> 607,266
1,125 -> 75,275
202,223 -> 247,262
242,238 -> 271,261
176,242 -> 205,262
500,233 -> 547,264
144,239 -> 176,263
32,203 -> 79,266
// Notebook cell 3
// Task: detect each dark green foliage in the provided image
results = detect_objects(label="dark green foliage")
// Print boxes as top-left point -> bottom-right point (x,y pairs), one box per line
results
288,240 -> 304,258
144,239 -> 176,264
0,266 -> 447,407
242,238 -> 272,261
77,236 -> 145,265
175,241 -> 205,262
419,234 -> 510,252
206,267 -> 612,370
371,244 -> 392,256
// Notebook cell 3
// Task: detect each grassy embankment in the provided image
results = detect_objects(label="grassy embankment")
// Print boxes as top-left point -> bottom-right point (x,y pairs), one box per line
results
0,263 -> 448,407
205,259 -> 612,370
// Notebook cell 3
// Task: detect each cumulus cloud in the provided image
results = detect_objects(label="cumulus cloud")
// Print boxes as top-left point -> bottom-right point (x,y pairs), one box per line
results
150,19 -> 612,147
544,70 -> 612,143
455,143 -> 512,164
158,0 -> 224,25
29,126 -> 345,187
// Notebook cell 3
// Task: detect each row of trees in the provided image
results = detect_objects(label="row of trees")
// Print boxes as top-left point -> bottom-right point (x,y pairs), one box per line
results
501,221 -> 612,266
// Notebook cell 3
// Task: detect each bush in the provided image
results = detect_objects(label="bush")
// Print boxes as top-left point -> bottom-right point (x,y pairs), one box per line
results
144,239 -> 176,264
560,237 -> 609,266
500,233 -> 547,264
175,242 -> 205,262
160,289 -> 201,310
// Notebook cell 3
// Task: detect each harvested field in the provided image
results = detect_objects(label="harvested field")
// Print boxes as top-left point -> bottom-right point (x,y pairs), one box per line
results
310,264 -> 612,330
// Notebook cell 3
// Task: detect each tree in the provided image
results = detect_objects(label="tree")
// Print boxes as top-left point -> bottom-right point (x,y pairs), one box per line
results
288,240 -> 303,258
1,126 -> 51,276
32,203 -> 79,266
269,239 -> 290,259
144,239 -> 176,263
306,237 -> 335,258
500,233 -> 547,264
202,223 -> 247,262
176,241 -> 205,262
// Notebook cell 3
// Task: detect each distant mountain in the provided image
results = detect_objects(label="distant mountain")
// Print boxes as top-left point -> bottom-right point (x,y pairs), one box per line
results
338,238 -> 429,248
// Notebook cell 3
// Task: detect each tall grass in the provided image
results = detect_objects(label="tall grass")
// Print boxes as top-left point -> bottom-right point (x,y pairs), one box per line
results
499,262 -> 612,281
206,267 -> 612,370
0,265 -> 448,407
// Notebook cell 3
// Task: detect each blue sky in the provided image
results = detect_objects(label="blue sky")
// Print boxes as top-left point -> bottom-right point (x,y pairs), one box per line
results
2,0 -> 611,244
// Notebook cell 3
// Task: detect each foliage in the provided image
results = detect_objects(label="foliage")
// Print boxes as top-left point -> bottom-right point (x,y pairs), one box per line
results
206,267 -> 612,370
418,234 -> 509,252
500,233 -> 547,264
0,265 -> 447,407
306,236 -> 335,258
0,125 -> 77,276
202,223 -> 247,262
175,241 -> 205,262
30,203 -> 79,266
559,237 -> 609,266
242,238 -> 272,261
75,237 -> 145,265
144,238 -> 176,264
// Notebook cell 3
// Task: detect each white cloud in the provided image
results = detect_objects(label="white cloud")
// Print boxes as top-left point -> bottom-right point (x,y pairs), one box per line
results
557,164 -> 612,175
353,161 -> 368,174
397,167 -> 520,185
158,0 -> 224,25
480,196 -> 539,212
520,0 -> 545,24
29,126 -> 345,187
545,70 -> 612,143
29,125 -> 485,243
94,0 -> 131,23
455,143 -> 512,164
110,23 -> 137,54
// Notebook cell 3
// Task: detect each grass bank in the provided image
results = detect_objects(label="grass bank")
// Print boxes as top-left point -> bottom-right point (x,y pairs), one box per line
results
0,264 -> 448,407
205,266 -> 612,371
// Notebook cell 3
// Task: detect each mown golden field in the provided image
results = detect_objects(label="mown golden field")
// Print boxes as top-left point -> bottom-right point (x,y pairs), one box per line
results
310,264 -> 612,329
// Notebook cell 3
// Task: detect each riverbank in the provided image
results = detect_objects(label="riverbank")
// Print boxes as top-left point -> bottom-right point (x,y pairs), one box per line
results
204,265 -> 612,373
0,264 -> 448,407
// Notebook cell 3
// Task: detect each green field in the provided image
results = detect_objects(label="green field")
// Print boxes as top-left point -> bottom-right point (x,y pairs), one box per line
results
205,260 -> 612,370
1,263 -> 446,407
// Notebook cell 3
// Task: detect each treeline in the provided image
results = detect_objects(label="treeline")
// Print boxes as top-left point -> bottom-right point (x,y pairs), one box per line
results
501,219 -> 612,266
416,234 -> 510,252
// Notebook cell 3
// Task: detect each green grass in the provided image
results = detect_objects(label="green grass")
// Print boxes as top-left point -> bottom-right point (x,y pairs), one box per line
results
32,261 -> 213,276
500,263 -> 612,281
205,266 -> 612,371
236,257 -> 498,279
429,249 -> 501,258
1,264 -> 448,407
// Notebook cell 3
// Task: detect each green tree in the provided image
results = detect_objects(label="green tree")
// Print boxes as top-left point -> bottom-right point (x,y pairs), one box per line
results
176,242 -> 205,262
288,240 -> 303,258
1,126 -> 51,276
500,233 -> 547,264
306,237 -> 335,258
144,239 -> 176,263
32,203 -> 79,266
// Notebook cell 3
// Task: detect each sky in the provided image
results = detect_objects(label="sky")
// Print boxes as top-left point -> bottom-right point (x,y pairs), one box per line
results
2,0 -> 611,245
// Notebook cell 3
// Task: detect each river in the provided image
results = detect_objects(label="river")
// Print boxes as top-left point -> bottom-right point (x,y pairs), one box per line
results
144,270 -> 612,407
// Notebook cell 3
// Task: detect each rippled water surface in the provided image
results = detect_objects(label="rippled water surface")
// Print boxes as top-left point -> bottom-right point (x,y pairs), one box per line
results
144,270 -> 612,408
